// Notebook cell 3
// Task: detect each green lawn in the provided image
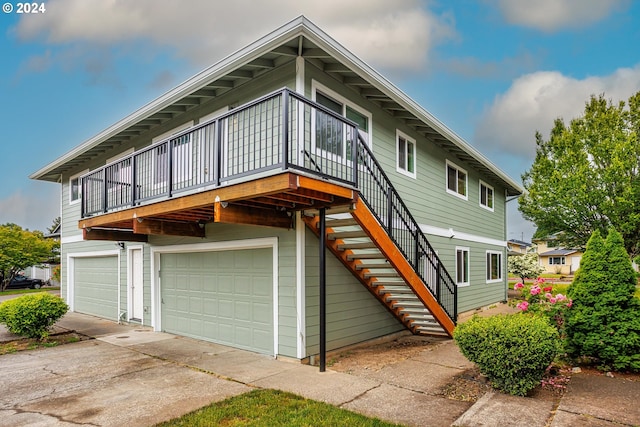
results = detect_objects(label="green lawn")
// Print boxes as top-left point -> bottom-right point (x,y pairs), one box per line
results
155,389 -> 402,427
0,287 -> 60,296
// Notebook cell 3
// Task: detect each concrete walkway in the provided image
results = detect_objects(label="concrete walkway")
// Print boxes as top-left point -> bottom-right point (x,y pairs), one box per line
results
1,311 -> 639,426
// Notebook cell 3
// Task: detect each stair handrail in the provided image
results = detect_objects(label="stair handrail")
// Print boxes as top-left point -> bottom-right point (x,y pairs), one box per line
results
355,133 -> 457,322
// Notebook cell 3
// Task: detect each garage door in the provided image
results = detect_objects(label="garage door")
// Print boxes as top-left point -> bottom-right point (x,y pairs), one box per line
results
73,256 -> 119,320
160,248 -> 273,354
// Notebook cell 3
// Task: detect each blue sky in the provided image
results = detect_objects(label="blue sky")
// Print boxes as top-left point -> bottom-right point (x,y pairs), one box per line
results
1,0 -> 639,241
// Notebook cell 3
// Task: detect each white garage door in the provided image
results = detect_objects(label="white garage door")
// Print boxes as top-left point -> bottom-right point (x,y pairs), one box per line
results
160,249 -> 273,354
73,256 -> 119,320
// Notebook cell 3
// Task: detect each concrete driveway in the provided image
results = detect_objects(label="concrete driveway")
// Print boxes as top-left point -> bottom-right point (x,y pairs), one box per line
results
0,330 -> 253,426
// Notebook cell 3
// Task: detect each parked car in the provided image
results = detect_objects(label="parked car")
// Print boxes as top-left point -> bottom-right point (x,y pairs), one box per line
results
5,275 -> 46,290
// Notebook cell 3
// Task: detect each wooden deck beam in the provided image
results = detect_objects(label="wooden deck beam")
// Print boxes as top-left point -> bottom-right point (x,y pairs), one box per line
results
83,228 -> 148,242
214,202 -> 292,228
133,218 -> 205,237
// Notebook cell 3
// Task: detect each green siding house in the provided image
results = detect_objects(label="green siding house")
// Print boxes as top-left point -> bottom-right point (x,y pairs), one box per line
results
30,16 -> 522,361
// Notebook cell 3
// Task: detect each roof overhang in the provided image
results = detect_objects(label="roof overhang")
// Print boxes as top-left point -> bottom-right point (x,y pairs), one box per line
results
30,16 -> 523,196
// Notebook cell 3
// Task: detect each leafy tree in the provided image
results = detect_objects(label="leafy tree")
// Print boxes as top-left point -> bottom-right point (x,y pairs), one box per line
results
0,224 -> 57,291
508,253 -> 544,282
519,92 -> 640,257
565,229 -> 640,371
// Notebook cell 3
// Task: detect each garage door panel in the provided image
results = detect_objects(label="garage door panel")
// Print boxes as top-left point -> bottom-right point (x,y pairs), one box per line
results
160,248 -> 273,354
74,256 -> 118,320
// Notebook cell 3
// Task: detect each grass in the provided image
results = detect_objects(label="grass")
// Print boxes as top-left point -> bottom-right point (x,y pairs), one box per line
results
0,333 -> 81,355
155,389 -> 401,427
0,287 -> 60,296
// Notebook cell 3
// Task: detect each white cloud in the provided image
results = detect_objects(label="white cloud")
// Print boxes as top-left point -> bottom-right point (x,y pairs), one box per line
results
475,66 -> 640,160
494,0 -> 629,32
13,0 -> 455,71
0,186 -> 60,232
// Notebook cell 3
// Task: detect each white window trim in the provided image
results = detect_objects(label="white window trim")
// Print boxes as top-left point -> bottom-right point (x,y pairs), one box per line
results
311,80 -> 373,149
396,129 -> 417,179
68,169 -> 89,205
479,180 -> 494,212
486,250 -> 503,283
455,246 -> 470,287
445,160 -> 468,200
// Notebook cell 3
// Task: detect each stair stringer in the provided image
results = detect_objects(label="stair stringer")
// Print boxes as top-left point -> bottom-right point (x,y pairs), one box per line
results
350,198 -> 455,336
302,215 -> 415,334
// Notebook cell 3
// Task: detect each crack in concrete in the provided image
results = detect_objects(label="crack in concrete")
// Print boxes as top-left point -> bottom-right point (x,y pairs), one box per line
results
7,407 -> 101,426
552,408 -> 636,427
338,383 -> 383,407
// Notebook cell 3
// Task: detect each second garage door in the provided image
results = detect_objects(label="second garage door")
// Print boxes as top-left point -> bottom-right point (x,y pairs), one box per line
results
160,248 -> 273,354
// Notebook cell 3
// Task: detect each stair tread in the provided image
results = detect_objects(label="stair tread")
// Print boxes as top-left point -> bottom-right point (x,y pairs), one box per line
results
329,230 -> 368,239
325,218 -> 358,227
347,253 -> 386,260
355,263 -> 391,270
364,272 -> 399,278
337,242 -> 377,250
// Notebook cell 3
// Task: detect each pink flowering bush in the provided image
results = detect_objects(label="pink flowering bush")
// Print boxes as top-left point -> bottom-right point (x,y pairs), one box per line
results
512,277 -> 572,334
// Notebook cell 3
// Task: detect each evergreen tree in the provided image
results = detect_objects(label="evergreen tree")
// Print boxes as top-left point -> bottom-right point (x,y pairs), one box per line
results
565,229 -> 640,371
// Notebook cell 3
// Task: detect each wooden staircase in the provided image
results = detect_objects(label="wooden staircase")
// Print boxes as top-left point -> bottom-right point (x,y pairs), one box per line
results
303,198 -> 456,337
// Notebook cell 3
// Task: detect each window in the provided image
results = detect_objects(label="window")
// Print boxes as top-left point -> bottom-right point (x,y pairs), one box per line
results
479,181 -> 494,211
486,251 -> 503,282
446,161 -> 467,199
396,130 -> 416,178
456,247 -> 470,286
69,170 -> 88,205
549,256 -> 566,265
312,81 -> 371,160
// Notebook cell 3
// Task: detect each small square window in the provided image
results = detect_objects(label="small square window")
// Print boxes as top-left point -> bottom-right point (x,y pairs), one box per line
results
480,181 -> 494,211
68,171 -> 87,205
396,130 -> 416,178
446,161 -> 467,199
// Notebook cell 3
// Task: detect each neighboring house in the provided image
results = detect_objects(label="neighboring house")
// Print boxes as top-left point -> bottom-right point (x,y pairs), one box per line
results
27,223 -> 61,284
30,17 -> 523,361
507,239 -> 533,256
534,237 -> 583,275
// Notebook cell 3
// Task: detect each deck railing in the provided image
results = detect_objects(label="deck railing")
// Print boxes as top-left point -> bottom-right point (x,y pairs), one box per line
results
355,133 -> 457,321
81,88 -> 358,217
80,87 -> 456,322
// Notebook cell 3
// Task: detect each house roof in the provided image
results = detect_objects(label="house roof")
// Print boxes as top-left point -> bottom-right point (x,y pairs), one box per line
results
539,249 -> 578,257
30,16 -> 523,196
508,239 -> 532,247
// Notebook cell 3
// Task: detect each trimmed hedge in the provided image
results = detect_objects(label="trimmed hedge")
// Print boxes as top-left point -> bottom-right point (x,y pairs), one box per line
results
0,293 -> 68,339
454,314 -> 559,396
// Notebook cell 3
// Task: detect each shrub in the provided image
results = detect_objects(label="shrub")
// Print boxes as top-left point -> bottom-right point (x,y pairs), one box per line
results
566,229 -> 640,371
0,293 -> 68,339
454,314 -> 559,396
513,277 -> 572,335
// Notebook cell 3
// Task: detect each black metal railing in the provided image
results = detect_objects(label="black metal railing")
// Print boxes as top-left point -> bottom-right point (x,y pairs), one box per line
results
81,88 -> 358,217
355,133 -> 457,322
80,87 -> 456,322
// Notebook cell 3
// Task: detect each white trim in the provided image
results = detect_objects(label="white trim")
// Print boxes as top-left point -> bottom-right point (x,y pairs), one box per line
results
66,250 -> 121,315
445,160 -> 468,201
68,169 -> 89,205
419,223 -> 506,247
295,213 -> 306,359
61,234 -> 84,244
126,245 -> 145,323
455,246 -> 470,287
150,237 -> 279,357
486,250 -> 503,284
151,121 -> 194,143
396,129 -> 416,179
479,180 -> 495,212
